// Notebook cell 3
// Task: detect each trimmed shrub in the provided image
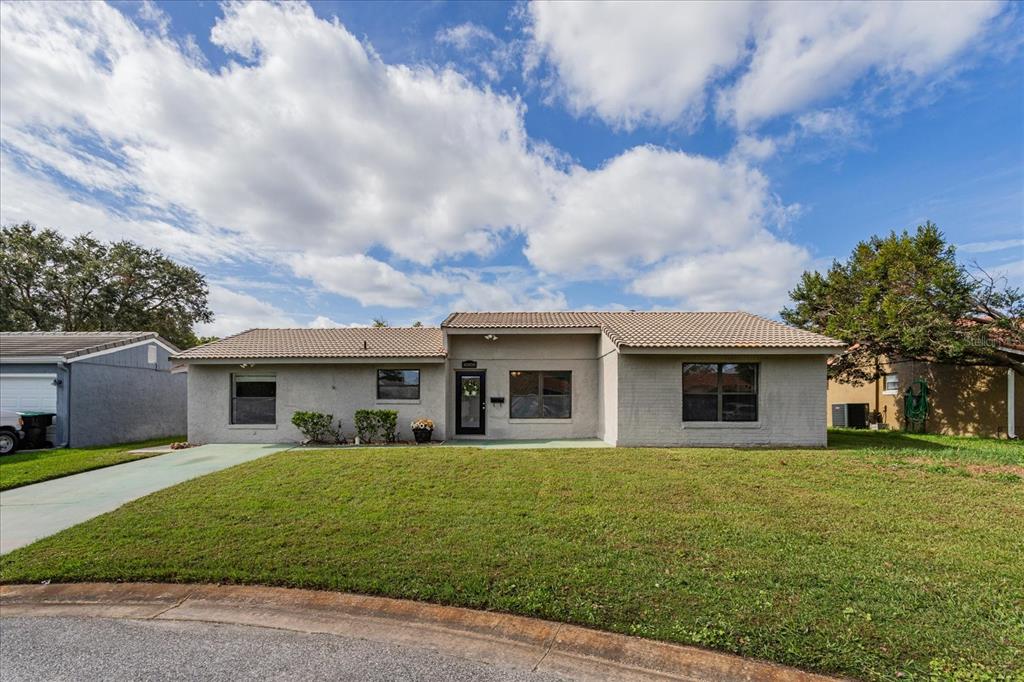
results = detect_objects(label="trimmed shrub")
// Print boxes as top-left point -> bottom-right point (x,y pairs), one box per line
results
291,411 -> 342,444
353,409 -> 399,443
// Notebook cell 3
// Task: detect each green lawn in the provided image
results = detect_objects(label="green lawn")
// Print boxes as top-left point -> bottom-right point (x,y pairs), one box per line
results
2,430 -> 1022,680
0,437 -> 182,491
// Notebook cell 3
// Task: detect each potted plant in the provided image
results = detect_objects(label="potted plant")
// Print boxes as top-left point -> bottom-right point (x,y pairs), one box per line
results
411,418 -> 434,444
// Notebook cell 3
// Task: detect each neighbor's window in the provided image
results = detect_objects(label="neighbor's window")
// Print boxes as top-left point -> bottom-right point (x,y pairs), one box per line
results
509,370 -> 572,419
231,374 -> 276,425
682,363 -> 758,422
377,369 -> 420,400
883,373 -> 899,394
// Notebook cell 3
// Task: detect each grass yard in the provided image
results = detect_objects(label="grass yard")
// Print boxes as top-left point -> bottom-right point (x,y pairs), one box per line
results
0,437 -> 183,491
2,430 -> 1021,680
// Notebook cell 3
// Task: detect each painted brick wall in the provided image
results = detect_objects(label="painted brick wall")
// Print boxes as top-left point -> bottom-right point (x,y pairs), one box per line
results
188,363 -> 447,444
616,353 -> 828,447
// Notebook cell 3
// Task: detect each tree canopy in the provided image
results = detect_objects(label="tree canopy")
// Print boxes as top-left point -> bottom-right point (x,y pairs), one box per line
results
781,222 -> 1023,382
1,222 -> 213,348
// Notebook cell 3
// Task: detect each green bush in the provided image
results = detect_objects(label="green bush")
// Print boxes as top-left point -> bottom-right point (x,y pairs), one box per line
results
291,411 -> 342,444
353,409 -> 399,443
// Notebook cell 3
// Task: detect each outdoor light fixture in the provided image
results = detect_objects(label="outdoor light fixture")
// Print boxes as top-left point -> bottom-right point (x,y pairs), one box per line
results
483,334 -> 498,342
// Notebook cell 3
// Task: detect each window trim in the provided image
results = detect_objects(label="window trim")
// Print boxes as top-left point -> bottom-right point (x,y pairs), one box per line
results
682,363 -> 758,423
508,370 -> 573,420
376,368 -> 421,401
230,373 -> 277,426
882,373 -> 900,395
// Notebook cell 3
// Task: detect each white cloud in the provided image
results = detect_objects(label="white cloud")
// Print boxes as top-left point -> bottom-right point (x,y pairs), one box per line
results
0,1 -> 553,266
436,22 -> 496,51
288,253 -> 428,308
196,285 -> 303,337
527,1 -> 1004,130
525,146 -> 796,279
957,238 -> 1024,254
629,238 -> 811,316
527,1 -> 750,129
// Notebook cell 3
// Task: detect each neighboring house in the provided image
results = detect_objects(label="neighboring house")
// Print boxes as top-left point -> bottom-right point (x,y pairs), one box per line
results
174,311 -> 845,447
828,353 -> 1023,438
0,332 -> 187,447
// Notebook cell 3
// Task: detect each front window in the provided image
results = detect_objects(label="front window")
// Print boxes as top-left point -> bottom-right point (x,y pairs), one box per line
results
377,369 -> 420,400
883,373 -> 899,394
683,363 -> 758,422
509,370 -> 572,419
231,374 -> 276,424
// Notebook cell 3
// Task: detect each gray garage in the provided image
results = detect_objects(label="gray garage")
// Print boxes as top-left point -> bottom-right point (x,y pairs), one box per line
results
0,331 -> 187,448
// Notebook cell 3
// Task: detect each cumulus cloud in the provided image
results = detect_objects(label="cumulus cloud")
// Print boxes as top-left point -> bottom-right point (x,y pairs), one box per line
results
527,2 -> 750,129
1,1 -> 839,320
629,238 -> 811,315
1,1 -> 552,266
526,146 -> 797,279
527,1 -> 1004,130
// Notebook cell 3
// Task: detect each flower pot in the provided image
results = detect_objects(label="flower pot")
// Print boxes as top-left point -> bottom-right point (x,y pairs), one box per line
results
413,427 -> 433,444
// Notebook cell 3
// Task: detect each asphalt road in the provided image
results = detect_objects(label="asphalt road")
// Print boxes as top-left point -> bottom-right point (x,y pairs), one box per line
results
0,616 -> 569,681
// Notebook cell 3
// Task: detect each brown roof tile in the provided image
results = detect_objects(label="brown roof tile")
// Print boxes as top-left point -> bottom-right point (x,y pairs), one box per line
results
173,327 -> 446,360
443,311 -> 845,349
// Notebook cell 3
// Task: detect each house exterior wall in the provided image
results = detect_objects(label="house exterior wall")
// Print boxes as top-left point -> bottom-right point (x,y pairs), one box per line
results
596,334 -> 619,445
616,353 -> 828,447
67,342 -> 187,447
187,362 -> 446,444
828,358 -> 1022,437
0,362 -> 68,445
445,333 -> 600,440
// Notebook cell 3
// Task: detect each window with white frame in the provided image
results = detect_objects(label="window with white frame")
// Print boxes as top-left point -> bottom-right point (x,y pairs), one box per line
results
883,373 -> 899,394
231,374 -> 277,424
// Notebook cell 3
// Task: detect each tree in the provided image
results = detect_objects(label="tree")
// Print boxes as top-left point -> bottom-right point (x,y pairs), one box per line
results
412,320 -> 423,327
372,317 -> 389,327
782,222 -> 1024,382
0,222 -> 213,348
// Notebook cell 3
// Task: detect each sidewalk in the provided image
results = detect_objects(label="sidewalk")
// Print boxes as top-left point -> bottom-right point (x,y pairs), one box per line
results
0,583 -> 842,682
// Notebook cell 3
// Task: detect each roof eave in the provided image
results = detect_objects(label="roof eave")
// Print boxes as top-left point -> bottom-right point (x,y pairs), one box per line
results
618,345 -> 846,355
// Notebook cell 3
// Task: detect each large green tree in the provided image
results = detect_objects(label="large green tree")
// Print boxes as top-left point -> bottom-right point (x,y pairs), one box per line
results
1,222 -> 213,348
782,222 -> 1024,382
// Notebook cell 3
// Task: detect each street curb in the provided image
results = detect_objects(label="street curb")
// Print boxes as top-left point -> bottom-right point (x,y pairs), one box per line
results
0,583 -> 841,681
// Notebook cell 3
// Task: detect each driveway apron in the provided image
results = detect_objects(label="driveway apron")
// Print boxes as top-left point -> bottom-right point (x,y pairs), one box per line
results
0,444 -> 289,554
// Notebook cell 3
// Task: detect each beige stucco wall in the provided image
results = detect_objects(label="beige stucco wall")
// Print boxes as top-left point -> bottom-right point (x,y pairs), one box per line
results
187,362 -> 446,444
828,359 -> 1022,437
615,353 -> 828,447
445,333 -> 600,440
597,333 -> 619,445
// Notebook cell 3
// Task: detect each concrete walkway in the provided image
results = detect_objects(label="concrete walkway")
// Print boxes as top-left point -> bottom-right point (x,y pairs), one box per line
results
0,583 -> 839,682
0,444 -> 289,554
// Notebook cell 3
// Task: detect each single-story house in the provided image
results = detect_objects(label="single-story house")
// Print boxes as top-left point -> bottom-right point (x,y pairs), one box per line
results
174,311 -> 845,447
828,353 -> 1022,438
0,331 -> 187,447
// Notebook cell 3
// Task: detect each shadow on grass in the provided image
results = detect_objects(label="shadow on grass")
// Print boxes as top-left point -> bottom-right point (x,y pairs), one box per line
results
827,429 -> 952,451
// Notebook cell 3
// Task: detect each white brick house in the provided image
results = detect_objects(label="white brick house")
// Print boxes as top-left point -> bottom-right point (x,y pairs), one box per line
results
174,312 -> 845,447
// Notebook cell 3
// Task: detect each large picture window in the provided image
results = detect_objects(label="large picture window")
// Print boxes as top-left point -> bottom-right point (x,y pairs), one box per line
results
509,370 -> 572,419
377,369 -> 420,400
231,374 -> 276,425
682,363 -> 758,422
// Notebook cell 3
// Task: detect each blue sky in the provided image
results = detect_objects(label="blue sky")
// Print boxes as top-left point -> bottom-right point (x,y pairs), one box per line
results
1,1 -> 1021,335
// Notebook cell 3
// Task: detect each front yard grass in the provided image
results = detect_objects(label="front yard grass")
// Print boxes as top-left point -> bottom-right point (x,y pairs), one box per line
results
1,431 -> 1021,680
0,437 -> 182,491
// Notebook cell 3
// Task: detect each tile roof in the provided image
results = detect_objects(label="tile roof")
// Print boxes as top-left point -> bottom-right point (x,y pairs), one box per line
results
443,311 -> 846,349
0,331 -> 169,359
173,327 -> 446,360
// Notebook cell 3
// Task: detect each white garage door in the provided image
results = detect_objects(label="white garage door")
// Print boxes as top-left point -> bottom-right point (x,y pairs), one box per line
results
0,375 -> 58,413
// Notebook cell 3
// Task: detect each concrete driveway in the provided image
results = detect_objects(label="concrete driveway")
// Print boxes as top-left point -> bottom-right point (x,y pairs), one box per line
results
0,444 -> 289,554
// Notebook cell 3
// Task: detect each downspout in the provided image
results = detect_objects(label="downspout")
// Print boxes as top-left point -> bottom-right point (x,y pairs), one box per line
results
1009,368 -> 1017,440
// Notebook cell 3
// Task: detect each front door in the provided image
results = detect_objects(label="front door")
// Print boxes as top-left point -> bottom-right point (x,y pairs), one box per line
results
455,371 -> 485,435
